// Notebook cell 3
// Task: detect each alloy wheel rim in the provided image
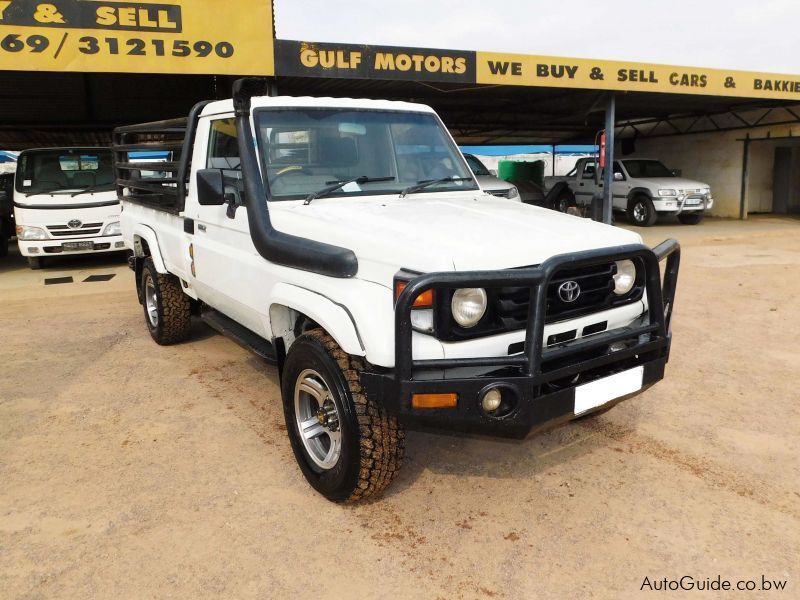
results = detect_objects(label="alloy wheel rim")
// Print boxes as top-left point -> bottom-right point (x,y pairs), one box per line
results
144,275 -> 158,327
634,202 -> 646,222
294,368 -> 342,470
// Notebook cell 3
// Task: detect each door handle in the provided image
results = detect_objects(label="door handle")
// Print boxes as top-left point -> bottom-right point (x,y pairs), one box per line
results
197,224 -> 207,232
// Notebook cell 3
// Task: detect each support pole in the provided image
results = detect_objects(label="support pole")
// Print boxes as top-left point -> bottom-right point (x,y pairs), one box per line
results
602,92 -> 616,224
739,134 -> 750,220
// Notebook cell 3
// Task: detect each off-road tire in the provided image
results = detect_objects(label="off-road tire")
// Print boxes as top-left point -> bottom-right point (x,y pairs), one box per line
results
628,195 -> 658,227
140,258 -> 192,345
678,211 -> 704,225
27,256 -> 43,270
282,328 -> 405,503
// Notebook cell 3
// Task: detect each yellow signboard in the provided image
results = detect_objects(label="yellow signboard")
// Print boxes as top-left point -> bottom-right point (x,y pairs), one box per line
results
0,0 -> 274,75
477,51 -> 800,101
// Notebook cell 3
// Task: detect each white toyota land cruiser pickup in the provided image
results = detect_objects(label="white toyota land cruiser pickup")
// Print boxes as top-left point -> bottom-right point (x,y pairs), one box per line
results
116,79 -> 680,503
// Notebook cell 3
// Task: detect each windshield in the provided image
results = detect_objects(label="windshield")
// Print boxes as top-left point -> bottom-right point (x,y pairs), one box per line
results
253,108 -> 477,200
621,159 -> 674,178
464,154 -> 491,176
15,149 -> 115,195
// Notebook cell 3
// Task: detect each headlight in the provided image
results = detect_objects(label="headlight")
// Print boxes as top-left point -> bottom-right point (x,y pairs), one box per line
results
102,221 -> 121,236
506,186 -> 519,199
702,187 -> 711,196
451,288 -> 487,328
658,189 -> 677,197
613,260 -> 637,295
16,225 -> 47,241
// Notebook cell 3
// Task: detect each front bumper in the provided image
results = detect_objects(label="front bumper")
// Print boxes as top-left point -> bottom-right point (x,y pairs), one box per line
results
361,240 -> 680,439
654,196 -> 713,213
18,235 -> 126,257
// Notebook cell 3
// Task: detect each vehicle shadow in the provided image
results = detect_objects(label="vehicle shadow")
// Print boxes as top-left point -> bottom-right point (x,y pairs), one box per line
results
38,250 -> 129,271
0,245 -> 128,274
0,243 -> 25,274
384,413 -> 627,499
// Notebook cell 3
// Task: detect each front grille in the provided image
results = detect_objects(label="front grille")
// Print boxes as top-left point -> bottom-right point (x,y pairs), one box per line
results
493,261 -> 643,329
47,223 -> 103,237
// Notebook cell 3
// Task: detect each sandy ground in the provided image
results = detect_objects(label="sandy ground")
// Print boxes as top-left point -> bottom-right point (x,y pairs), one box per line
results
1,216 -> 798,599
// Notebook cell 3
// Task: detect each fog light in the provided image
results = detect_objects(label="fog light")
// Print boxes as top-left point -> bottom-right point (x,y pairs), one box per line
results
609,341 -> 628,352
482,388 -> 503,412
115,241 -> 126,249
29,247 -> 40,254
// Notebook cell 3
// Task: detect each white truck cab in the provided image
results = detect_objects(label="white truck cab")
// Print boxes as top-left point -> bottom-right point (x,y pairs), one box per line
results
116,79 -> 681,503
13,147 -> 124,269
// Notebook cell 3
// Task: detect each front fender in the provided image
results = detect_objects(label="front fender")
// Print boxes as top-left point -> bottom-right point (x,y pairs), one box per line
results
627,187 -> 654,203
269,283 -> 365,357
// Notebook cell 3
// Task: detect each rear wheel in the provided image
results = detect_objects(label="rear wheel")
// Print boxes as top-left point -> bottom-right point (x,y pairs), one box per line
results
678,211 -> 704,225
0,235 -> 8,258
628,195 -> 658,227
140,258 -> 192,345
27,256 -> 43,270
282,328 -> 404,503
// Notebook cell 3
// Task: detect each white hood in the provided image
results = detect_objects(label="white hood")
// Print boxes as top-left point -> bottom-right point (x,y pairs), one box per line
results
270,192 -> 642,286
634,177 -> 710,191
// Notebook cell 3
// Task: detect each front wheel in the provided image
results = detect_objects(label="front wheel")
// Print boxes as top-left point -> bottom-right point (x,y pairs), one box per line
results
555,192 -> 576,214
0,235 -> 8,258
140,258 -> 192,345
282,329 -> 404,503
628,196 -> 658,227
678,211 -> 704,225
27,256 -> 43,270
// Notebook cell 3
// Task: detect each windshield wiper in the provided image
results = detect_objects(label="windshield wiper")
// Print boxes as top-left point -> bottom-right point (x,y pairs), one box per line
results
24,185 -> 62,197
70,184 -> 114,197
399,176 -> 473,198
304,176 -> 395,205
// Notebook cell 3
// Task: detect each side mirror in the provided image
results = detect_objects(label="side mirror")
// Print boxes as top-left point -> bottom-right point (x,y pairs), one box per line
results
197,169 -> 225,205
614,172 -> 624,181
489,169 -> 498,177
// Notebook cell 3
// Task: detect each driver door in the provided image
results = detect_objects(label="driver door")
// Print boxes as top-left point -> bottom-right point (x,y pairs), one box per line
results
187,116 -> 269,338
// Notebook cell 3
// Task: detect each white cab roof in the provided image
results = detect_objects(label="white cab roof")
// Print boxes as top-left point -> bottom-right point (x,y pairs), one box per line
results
201,96 -> 438,117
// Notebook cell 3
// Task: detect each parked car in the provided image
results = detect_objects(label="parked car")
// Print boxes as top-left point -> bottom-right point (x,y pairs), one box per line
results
116,78 -> 680,503
544,157 -> 714,226
463,153 -> 520,200
13,147 -> 124,268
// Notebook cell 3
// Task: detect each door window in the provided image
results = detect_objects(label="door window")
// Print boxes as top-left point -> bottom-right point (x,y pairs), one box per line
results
206,118 -> 244,205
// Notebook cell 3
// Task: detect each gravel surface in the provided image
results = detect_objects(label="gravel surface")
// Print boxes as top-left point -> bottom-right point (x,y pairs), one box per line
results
1,216 -> 798,599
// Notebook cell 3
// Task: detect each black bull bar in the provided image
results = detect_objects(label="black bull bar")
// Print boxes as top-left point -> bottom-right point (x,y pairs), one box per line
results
361,240 -> 681,438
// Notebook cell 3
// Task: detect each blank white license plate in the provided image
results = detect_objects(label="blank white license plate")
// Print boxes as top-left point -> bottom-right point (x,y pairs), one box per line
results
573,366 -> 644,415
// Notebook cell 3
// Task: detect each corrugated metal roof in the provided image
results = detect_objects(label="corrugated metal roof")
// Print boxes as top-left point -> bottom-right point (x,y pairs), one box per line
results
1,71 -> 797,148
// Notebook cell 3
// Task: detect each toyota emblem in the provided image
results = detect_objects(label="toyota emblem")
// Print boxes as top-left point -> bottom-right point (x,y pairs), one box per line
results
558,280 -> 581,303
67,219 -> 82,229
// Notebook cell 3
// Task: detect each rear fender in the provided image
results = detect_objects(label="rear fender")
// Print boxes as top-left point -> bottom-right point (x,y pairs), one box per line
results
131,224 -> 167,272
